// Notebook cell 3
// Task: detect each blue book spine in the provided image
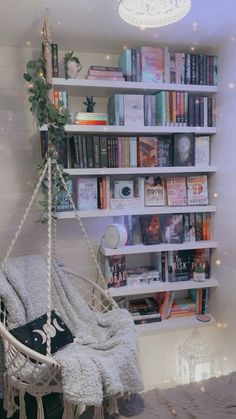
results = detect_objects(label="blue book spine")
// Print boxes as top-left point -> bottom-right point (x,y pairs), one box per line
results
118,94 -> 124,125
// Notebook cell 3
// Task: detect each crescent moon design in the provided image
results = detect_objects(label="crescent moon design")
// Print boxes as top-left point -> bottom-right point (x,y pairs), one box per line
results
43,323 -> 57,338
32,329 -> 47,345
53,318 -> 65,332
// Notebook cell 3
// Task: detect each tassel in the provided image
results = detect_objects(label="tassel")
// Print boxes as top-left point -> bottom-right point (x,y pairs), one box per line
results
62,397 -> 76,419
36,395 -> 45,419
93,405 -> 104,419
123,391 -> 130,401
19,388 -> 27,419
3,373 -> 18,417
108,397 -> 119,415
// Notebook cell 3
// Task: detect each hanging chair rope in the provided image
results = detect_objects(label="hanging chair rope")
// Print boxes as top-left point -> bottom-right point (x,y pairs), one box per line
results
46,156 -> 52,357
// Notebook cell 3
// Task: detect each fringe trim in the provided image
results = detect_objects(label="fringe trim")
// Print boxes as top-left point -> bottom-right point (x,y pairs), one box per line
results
108,396 -> 119,415
123,391 -> 131,401
36,395 -> 45,419
93,405 -> 104,419
3,373 -> 18,417
62,397 -> 76,419
19,388 -> 27,419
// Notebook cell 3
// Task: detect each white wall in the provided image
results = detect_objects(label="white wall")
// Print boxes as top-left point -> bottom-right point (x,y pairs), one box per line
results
1,43 -> 236,392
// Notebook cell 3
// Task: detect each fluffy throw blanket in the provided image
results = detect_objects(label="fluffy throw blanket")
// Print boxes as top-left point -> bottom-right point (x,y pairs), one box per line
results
0,255 -> 143,407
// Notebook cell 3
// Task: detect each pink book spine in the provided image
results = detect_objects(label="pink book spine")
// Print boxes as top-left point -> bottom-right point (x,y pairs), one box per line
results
88,69 -> 124,77
87,75 -> 125,81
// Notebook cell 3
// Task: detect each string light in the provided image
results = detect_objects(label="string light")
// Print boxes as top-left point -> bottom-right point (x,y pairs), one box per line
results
228,82 -> 235,89
215,259 -> 221,266
106,55 -> 111,60
213,192 -> 218,198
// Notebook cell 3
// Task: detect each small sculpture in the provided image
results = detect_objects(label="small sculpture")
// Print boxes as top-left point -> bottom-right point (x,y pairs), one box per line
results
83,96 -> 96,112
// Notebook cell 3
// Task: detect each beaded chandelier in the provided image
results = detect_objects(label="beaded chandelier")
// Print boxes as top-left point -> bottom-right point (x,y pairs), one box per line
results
118,0 -> 192,28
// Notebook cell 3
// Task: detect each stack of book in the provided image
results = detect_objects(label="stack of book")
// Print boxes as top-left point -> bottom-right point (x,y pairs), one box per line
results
170,297 -> 196,318
52,91 -> 68,109
128,297 -> 161,325
189,288 -> 209,314
86,66 -> 125,81
73,112 -> 108,125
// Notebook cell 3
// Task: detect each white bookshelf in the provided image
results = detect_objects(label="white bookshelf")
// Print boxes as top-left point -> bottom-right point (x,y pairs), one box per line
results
65,166 -> 217,176
101,240 -> 217,256
109,278 -> 218,297
57,205 -> 216,219
41,124 -> 216,135
136,314 -> 215,335
52,77 -> 218,97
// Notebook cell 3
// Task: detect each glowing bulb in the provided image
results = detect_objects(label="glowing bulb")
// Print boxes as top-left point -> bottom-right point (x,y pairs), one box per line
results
190,46 -> 195,51
223,323 -> 227,328
223,357 -> 228,361
215,259 -> 221,265
26,41 -> 31,46
228,82 -> 235,89
106,55 -> 110,60
29,83 -> 33,88
123,45 -> 127,49
217,323 -> 222,328
213,192 -> 218,198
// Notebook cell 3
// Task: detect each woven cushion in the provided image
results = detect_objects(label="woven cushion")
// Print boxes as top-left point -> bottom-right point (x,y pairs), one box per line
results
10,310 -> 74,355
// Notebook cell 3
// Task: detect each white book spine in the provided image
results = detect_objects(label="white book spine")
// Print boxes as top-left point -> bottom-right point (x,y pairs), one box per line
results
129,137 -> 137,167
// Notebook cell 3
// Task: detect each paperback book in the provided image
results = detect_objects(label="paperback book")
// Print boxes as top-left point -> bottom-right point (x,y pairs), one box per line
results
139,215 -> 162,245
140,46 -> 164,82
124,95 -> 144,126
156,136 -> 173,167
195,136 -> 210,166
56,180 -> 73,212
76,177 -> 98,210
105,255 -> 127,288
138,137 -> 158,167
160,214 -> 184,244
167,250 -> 194,282
166,177 -> 187,206
173,133 -> 195,166
187,175 -> 208,205
144,176 -> 166,206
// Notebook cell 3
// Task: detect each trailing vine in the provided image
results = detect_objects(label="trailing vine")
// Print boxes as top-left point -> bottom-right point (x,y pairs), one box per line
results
24,57 -> 70,222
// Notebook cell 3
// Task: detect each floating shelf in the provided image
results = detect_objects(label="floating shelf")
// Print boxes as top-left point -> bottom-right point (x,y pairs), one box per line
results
40,124 -> 217,135
65,166 -> 217,176
109,278 -> 219,298
56,205 -> 216,219
101,240 -> 218,256
136,314 -> 215,335
52,78 -> 218,97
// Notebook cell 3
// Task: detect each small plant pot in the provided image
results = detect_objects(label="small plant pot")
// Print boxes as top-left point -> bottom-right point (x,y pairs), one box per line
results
193,271 -> 206,282
66,60 -> 82,79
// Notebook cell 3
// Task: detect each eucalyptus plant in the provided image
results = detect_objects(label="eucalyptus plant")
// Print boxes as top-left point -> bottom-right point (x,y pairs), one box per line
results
24,57 -> 70,222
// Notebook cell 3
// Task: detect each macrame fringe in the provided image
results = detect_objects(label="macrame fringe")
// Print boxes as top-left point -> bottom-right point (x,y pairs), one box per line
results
123,391 -> 130,401
36,395 -> 45,419
62,397 -> 76,419
3,373 -> 18,417
108,396 -> 119,415
19,388 -> 27,419
93,405 -> 104,419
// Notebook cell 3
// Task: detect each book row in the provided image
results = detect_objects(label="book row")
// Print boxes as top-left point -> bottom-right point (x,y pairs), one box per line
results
108,93 -> 216,128
101,248 -> 211,288
118,47 -> 217,85
67,134 -> 209,169
117,288 -> 209,325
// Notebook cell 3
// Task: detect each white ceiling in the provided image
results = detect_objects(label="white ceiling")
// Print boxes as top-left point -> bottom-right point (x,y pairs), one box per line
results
1,0 -> 236,52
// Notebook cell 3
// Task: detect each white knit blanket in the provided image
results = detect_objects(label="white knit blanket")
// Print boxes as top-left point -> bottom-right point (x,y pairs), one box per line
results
0,255 -> 143,406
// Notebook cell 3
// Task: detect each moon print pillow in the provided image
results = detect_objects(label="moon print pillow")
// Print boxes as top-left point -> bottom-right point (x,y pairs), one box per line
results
10,310 -> 74,355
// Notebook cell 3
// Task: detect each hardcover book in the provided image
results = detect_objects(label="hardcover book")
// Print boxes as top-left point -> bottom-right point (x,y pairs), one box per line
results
139,215 -> 162,245
157,136 -> 173,167
137,137 -> 158,167
141,46 -> 164,82
160,214 -> 184,244
187,175 -> 208,205
173,133 -> 195,166
124,95 -> 144,126
166,177 -> 187,206
144,176 -> 166,206
56,180 -> 73,212
76,177 -> 98,210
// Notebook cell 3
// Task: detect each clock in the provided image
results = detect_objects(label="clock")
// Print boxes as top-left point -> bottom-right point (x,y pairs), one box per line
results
104,224 -> 128,249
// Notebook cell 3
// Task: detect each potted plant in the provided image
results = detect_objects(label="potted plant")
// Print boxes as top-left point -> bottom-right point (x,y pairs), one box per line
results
193,265 -> 206,282
64,51 -> 82,79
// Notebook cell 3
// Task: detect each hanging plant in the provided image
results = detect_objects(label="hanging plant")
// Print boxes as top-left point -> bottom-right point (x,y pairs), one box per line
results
24,57 -> 70,222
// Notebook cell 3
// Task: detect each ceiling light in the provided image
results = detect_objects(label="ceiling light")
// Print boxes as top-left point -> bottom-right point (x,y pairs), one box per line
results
118,0 -> 191,28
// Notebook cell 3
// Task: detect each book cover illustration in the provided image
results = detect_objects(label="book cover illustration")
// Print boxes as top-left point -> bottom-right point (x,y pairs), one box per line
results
166,177 -> 187,206
106,255 -> 127,288
173,133 -> 195,166
195,136 -> 210,166
157,136 -> 173,167
139,215 -> 162,245
191,248 -> 211,279
160,214 -> 184,244
144,176 -> 166,206
167,250 -> 194,282
141,46 -> 164,82
76,177 -> 98,210
187,175 -> 208,205
138,137 -> 158,167
56,180 -> 73,212
124,95 -> 144,126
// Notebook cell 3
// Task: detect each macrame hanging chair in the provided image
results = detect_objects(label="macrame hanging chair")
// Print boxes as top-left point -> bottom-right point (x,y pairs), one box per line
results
0,154 -> 121,419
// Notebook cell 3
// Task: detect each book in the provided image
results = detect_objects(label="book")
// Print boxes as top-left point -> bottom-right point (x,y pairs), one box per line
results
105,255 -> 127,288
129,297 -> 159,315
195,136 -> 210,166
137,137 -> 158,167
166,177 -> 187,206
157,136 -> 173,167
187,175 -> 208,205
124,95 -> 144,126
139,215 -> 162,245
144,176 -> 166,206
56,180 -> 73,212
140,46 -> 164,82
183,213 -> 190,242
134,315 -> 161,325
40,131 -> 68,168
173,133 -> 195,166
167,250 -> 194,282
51,43 -> 59,77
76,177 -> 98,210
191,248 -> 211,279
160,214 -> 184,244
